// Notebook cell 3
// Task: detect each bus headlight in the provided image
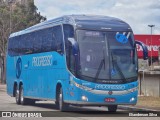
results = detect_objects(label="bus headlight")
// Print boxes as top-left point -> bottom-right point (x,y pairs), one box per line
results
81,95 -> 88,101
130,97 -> 135,102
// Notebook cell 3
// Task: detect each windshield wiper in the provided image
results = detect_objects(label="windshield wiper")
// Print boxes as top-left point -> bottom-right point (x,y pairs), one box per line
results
94,49 -> 105,82
111,52 -> 127,83
94,58 -> 105,82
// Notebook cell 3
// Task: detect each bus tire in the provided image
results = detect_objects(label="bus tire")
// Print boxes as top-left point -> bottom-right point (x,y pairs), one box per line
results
19,85 -> 29,105
15,85 -> 20,105
108,105 -> 117,112
58,87 -> 69,111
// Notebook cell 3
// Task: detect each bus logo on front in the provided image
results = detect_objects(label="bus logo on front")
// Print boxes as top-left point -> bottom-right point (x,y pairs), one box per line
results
115,33 -> 128,44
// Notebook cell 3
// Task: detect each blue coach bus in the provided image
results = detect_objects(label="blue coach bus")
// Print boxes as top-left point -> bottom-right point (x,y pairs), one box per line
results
6,15 -> 148,112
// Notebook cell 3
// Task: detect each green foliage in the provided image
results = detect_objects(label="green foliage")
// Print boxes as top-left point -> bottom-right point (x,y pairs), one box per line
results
0,1 -> 46,83
12,2 -> 46,32
0,1 -> 46,53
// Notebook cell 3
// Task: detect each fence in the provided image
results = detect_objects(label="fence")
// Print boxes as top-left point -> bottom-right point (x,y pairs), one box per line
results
139,71 -> 160,97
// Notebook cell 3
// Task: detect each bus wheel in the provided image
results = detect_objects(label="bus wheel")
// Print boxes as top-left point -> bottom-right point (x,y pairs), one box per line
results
15,86 -> 20,105
20,85 -> 28,105
108,105 -> 117,112
58,87 -> 68,111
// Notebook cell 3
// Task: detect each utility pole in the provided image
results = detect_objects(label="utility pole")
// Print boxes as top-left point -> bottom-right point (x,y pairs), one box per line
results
148,25 -> 155,70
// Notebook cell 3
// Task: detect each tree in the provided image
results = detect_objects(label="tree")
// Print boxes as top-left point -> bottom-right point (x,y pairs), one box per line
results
0,1 -> 46,83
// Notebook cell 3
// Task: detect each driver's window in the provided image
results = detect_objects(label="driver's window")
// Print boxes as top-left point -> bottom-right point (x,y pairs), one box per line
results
63,24 -> 75,74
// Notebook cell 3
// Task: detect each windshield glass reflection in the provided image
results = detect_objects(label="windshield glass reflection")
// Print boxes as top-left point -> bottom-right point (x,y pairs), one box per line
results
76,30 -> 138,83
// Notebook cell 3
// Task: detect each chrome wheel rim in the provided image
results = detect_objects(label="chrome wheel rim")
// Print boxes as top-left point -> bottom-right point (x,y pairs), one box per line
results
21,88 -> 24,102
16,89 -> 19,102
59,91 -> 62,109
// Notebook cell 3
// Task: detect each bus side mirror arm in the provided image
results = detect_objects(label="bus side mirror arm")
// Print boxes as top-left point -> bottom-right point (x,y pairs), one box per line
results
68,38 -> 79,56
135,40 -> 148,60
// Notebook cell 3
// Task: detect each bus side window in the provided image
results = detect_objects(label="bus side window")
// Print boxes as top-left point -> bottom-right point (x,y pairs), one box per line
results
34,31 -> 42,53
25,33 -> 34,54
9,36 -> 21,56
52,33 -> 56,51
41,28 -> 54,52
53,26 -> 63,54
8,38 -> 14,56
13,37 -> 19,56
19,35 -> 26,55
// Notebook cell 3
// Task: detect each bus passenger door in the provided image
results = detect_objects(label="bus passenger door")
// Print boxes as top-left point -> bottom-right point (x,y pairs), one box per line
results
66,38 -> 80,101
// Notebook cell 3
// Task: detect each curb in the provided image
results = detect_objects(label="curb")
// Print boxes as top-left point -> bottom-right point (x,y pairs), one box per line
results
0,84 -> 6,92
0,90 -> 6,92
118,105 -> 160,112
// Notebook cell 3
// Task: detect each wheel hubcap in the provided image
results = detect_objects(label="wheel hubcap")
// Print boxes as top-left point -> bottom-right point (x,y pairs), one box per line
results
21,89 -> 24,102
59,93 -> 62,109
16,89 -> 19,102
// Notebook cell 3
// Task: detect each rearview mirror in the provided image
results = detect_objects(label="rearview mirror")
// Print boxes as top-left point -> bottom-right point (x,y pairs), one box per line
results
67,38 -> 80,77
135,40 -> 148,60
68,38 -> 79,56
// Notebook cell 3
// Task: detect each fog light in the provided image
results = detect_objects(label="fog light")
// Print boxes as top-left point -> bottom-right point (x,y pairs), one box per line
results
81,96 -> 88,101
130,97 -> 135,102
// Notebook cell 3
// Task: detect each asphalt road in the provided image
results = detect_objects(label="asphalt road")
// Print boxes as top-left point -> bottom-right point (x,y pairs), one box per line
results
0,85 -> 159,120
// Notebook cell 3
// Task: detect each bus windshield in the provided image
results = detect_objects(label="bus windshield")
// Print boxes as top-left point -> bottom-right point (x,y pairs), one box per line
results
76,30 -> 138,83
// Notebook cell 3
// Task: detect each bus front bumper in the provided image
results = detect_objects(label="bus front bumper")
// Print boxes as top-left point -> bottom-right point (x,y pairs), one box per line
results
65,90 -> 138,106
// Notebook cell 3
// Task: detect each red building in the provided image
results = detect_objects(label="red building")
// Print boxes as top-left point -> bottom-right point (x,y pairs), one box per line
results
134,35 -> 160,60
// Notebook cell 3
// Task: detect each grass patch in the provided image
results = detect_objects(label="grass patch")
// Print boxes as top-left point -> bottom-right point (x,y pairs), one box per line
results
137,96 -> 160,108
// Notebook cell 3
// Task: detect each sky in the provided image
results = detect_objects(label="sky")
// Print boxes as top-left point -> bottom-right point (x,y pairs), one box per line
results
34,0 -> 160,34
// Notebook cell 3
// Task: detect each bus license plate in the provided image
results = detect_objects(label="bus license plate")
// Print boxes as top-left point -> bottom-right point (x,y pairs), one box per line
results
104,98 -> 115,102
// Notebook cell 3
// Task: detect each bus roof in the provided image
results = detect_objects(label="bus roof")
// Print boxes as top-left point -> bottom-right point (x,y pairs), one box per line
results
10,15 -> 132,38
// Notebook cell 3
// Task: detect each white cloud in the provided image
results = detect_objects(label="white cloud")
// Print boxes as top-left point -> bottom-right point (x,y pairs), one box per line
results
34,0 -> 160,34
